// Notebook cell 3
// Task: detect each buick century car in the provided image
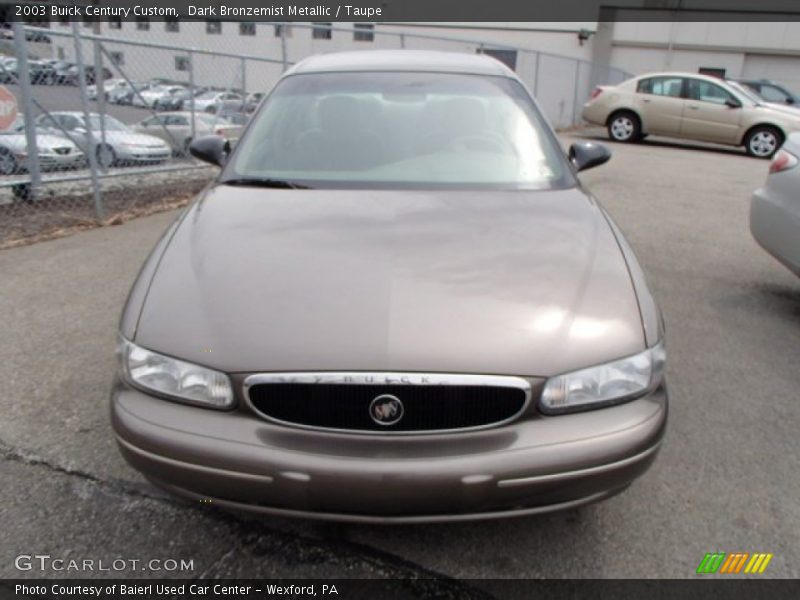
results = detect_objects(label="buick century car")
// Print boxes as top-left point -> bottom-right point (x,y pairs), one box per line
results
112,51 -> 667,522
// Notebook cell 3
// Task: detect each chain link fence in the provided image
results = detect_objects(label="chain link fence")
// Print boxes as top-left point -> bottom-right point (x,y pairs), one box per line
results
0,21 -> 631,246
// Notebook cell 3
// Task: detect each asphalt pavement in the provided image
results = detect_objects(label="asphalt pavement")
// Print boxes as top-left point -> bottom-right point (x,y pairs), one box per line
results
1,132 -> 798,582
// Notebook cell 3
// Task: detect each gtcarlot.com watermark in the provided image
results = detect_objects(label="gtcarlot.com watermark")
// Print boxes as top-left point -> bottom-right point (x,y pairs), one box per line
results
14,554 -> 194,573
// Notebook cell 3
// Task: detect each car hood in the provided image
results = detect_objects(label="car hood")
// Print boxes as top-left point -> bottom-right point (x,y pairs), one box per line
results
759,102 -> 800,117
1,133 -> 77,151
135,186 -> 646,377
100,131 -> 167,146
37,134 -> 81,150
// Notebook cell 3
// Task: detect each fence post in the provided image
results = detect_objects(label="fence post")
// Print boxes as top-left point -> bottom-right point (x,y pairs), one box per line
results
12,22 -> 41,201
400,33 -> 405,49
572,61 -> 581,127
280,25 -> 288,72
71,22 -> 104,220
533,51 -> 541,96
93,39 -> 107,154
240,57 -> 247,98
188,50 -> 196,139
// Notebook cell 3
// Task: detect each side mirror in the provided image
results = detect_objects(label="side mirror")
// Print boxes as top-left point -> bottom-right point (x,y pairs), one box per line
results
189,134 -> 230,167
569,141 -> 611,172
725,98 -> 741,109
786,97 -> 795,105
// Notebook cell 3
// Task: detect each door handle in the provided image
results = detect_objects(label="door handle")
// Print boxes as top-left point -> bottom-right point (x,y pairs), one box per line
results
643,98 -> 651,103
688,104 -> 700,110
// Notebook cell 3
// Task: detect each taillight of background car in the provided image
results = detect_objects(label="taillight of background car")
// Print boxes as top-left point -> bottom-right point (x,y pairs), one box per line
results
590,87 -> 603,100
769,149 -> 798,174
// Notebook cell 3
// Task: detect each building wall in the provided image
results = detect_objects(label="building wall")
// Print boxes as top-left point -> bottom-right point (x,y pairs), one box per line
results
603,21 -> 800,88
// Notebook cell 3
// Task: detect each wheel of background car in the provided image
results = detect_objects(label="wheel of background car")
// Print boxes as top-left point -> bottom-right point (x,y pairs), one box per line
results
96,144 -> 116,169
205,106 -> 216,114
0,148 -> 17,175
450,134 -> 513,154
745,126 -> 783,159
607,111 -> 641,143
11,182 -> 33,203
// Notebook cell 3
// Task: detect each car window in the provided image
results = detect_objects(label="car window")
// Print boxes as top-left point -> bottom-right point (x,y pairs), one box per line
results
687,79 -> 735,105
227,71 -> 570,190
62,115 -> 81,130
167,115 -> 188,126
86,115 -> 128,131
637,77 -> 683,97
759,84 -> 790,103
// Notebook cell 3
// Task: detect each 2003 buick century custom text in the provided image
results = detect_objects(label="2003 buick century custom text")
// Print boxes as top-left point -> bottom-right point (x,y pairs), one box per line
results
111,50 -> 668,523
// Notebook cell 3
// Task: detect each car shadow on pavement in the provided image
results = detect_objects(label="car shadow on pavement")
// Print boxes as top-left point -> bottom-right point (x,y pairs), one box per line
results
574,131 -> 750,159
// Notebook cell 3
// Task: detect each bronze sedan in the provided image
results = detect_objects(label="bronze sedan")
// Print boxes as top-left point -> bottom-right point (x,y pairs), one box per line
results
112,50 -> 667,523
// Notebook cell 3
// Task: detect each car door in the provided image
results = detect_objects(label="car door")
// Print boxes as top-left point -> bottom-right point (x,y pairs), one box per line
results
59,115 -> 89,149
681,78 -> 742,144
139,115 -> 170,144
635,76 -> 686,136
165,115 -> 190,148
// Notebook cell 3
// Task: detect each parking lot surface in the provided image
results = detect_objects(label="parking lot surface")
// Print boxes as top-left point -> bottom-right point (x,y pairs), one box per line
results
1,133 -> 798,582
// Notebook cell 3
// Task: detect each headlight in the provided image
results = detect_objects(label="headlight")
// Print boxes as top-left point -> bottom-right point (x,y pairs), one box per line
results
117,337 -> 234,409
539,341 -> 665,415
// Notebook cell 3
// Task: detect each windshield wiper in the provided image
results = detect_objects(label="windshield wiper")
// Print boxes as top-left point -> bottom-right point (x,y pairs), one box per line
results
219,177 -> 311,189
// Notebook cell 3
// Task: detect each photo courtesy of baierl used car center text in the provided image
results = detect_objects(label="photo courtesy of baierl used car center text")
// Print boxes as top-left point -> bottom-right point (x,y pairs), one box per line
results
0,0 -> 798,598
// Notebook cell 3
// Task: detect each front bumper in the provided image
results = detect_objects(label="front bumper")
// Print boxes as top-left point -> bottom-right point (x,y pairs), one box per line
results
38,152 -> 86,171
115,147 -> 171,162
111,380 -> 667,522
751,187 -> 800,277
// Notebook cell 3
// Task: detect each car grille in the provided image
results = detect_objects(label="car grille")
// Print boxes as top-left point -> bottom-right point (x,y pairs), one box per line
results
53,147 -> 71,155
244,373 -> 530,433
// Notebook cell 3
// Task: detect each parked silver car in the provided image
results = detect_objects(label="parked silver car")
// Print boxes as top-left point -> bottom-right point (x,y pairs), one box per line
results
112,50 -> 667,523
36,112 -> 170,168
751,131 -> 800,276
0,116 -> 85,175
133,112 -> 244,153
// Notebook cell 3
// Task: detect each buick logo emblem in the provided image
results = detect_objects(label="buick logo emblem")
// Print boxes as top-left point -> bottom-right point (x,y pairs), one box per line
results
369,394 -> 404,426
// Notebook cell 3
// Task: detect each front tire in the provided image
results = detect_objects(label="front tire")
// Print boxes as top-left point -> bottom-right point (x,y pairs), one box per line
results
96,144 -> 116,169
745,126 -> 782,159
0,148 -> 18,175
607,111 -> 641,143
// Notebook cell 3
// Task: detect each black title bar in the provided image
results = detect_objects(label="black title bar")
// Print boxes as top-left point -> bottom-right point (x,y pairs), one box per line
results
4,0 -> 800,22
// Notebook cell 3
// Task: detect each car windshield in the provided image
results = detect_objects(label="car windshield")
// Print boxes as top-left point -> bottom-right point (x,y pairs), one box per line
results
728,81 -> 763,105
225,72 -> 569,190
87,115 -> 129,131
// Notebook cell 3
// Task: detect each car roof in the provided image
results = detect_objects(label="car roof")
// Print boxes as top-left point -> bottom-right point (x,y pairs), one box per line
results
285,50 -> 515,78
632,71 -> 736,85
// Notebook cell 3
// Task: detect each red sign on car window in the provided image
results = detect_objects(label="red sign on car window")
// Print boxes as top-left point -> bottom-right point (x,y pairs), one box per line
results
0,86 -> 18,130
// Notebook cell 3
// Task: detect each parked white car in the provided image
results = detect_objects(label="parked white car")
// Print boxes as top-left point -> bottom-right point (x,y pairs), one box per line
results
36,111 -> 170,168
0,116 -> 86,175
133,85 -> 186,109
751,132 -> 800,276
87,79 -> 129,101
190,90 -> 245,113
